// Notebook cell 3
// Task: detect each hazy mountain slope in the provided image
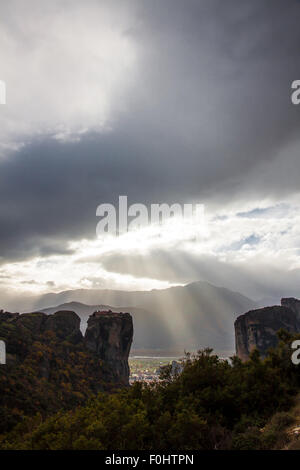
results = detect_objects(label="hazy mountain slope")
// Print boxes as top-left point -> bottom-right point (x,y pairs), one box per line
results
40,301 -> 113,329
30,281 -> 257,351
38,302 -> 171,350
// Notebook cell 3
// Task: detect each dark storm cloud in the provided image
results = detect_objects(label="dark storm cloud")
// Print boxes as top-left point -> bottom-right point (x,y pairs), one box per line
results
129,0 -> 300,191
1,0 -> 300,262
0,132 -> 186,261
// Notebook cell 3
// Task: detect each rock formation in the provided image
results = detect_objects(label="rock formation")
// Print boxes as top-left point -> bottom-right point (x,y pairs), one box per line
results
0,309 -> 133,432
0,309 -> 133,384
44,310 -> 83,343
85,310 -> 133,385
235,299 -> 300,360
281,298 -> 300,317
0,311 -> 19,322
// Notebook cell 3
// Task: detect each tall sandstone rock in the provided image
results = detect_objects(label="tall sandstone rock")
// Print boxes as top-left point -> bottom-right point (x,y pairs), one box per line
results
0,309 -> 134,432
85,311 -> 133,385
0,309 -> 133,385
235,299 -> 300,361
281,298 -> 300,317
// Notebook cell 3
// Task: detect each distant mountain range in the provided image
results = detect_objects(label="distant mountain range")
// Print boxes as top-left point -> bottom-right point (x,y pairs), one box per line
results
20,281 -> 257,353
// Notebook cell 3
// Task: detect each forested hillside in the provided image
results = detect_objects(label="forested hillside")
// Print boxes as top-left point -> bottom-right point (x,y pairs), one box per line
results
1,330 -> 300,450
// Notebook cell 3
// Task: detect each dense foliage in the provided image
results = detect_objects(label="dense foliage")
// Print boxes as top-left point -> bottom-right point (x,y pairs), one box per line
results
0,314 -> 120,433
1,330 -> 300,450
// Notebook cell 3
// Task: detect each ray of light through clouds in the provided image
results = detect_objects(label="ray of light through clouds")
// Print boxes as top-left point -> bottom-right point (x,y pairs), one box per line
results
1,0 -> 300,308
0,0 -> 137,151
1,200 -> 300,301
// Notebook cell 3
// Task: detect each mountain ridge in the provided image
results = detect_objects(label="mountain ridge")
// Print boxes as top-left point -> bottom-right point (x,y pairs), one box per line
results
20,280 -> 257,352
17,280 -> 254,311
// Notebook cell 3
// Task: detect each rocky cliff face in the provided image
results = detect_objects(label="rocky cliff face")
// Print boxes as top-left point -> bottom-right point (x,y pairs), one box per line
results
281,298 -> 300,317
43,310 -> 83,343
85,310 -> 133,385
0,309 -> 133,384
235,300 -> 300,361
0,309 -> 133,432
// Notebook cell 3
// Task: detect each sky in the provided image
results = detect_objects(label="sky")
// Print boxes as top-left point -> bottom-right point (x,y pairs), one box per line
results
1,0 -> 300,307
